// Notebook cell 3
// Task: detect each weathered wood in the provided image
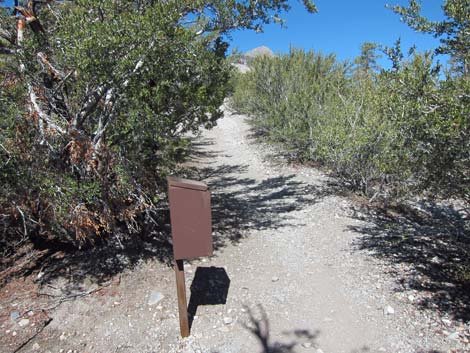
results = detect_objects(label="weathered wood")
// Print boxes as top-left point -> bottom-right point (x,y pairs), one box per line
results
175,259 -> 190,337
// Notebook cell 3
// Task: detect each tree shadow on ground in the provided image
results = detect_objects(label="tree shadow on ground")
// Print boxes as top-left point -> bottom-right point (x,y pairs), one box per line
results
184,136 -> 221,162
349,201 -> 470,322
210,304 -> 321,353
24,136 -> 331,295
197,165 -> 328,248
211,305 -> 379,353
174,136 -> 333,249
241,305 -> 320,353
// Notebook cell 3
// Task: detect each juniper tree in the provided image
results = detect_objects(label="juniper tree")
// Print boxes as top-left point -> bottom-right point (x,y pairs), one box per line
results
0,0 -> 317,249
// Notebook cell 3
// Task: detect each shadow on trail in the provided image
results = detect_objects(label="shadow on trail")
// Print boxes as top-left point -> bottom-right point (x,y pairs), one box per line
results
28,136 -> 331,295
177,136 -> 333,249
192,164 -> 329,248
185,136 -> 221,162
350,201 -> 470,322
239,305 -> 320,353
212,304 -> 443,353
188,266 -> 230,331
211,305 -> 380,353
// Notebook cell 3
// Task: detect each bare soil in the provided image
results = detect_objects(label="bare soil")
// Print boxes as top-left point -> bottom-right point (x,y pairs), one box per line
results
1,107 -> 469,353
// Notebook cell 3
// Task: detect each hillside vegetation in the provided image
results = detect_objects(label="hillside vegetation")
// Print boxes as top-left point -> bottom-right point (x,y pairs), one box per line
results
231,2 -> 469,204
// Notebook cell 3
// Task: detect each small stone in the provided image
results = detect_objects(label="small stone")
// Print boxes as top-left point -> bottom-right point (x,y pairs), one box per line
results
223,317 -> 233,325
378,348 -> 386,352
314,349 -> 324,353
148,291 -> 164,306
12,331 -> 17,336
271,276 -> 279,282
32,343 -> 40,350
448,332 -> 460,341
27,311 -> 34,317
10,311 -> 20,322
18,318 -> 30,327
407,295 -> 415,302
302,342 -> 312,348
59,332 -> 67,341
182,346 -> 196,353
383,305 -> 395,315
442,318 -> 452,326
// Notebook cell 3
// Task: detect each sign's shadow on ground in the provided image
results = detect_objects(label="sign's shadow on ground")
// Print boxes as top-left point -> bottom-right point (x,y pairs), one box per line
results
188,266 -> 230,331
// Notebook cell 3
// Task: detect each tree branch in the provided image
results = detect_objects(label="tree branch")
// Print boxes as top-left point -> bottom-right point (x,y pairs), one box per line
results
73,84 -> 108,128
37,52 -> 66,79
29,85 -> 66,135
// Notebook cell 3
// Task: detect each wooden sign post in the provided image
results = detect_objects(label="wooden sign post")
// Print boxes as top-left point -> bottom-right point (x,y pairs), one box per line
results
174,259 -> 190,337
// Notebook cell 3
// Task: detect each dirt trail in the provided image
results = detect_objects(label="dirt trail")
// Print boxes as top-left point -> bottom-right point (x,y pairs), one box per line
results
2,107 -> 463,353
177,107 -> 450,353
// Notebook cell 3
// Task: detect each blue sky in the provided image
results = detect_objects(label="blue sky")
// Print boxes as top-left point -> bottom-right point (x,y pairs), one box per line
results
4,0 -> 448,67
229,0 -> 447,67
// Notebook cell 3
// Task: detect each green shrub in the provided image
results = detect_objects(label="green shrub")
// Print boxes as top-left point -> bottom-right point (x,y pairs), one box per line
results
0,0 -> 319,255
231,48 -> 469,202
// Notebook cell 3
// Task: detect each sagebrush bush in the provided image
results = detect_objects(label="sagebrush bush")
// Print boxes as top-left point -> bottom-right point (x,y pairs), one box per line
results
231,48 -> 469,202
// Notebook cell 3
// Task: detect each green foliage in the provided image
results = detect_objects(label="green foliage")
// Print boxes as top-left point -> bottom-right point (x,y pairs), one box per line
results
233,49 -> 349,157
0,0 -> 317,253
390,0 -> 470,76
354,42 -> 381,75
231,1 -> 469,202
231,48 -> 469,201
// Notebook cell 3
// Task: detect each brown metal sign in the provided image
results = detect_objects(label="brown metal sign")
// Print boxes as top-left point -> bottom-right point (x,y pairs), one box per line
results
167,176 -> 213,260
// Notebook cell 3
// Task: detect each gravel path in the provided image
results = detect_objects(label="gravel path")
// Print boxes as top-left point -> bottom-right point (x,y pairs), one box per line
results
172,107 -> 455,353
3,107 -> 467,353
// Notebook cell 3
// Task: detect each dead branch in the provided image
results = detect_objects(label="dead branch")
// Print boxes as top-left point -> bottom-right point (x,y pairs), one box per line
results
15,205 -> 28,238
36,280 -> 113,311
37,52 -> 65,79
15,6 -> 45,34
0,249 -> 50,285
0,28 -> 14,43
29,85 -> 66,135
12,316 -> 52,353
0,143 -> 12,164
73,84 -> 108,128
